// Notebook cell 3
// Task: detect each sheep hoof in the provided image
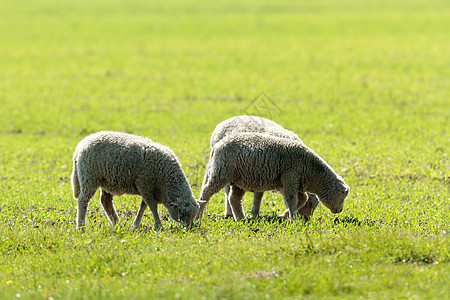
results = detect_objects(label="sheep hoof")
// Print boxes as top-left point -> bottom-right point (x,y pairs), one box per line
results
278,212 -> 289,220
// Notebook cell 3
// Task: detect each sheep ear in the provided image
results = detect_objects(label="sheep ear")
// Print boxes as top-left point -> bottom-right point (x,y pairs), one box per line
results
336,181 -> 349,192
169,198 -> 181,207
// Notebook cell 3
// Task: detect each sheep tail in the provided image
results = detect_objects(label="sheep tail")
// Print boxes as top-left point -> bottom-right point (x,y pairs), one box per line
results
71,159 -> 80,199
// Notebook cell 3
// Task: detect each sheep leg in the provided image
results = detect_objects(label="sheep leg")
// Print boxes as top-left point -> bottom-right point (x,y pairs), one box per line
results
251,192 -> 264,217
279,192 -> 310,220
132,200 -> 147,228
143,199 -> 162,230
281,192 -> 299,220
76,188 -> 96,230
223,185 -> 233,218
100,189 -> 119,226
281,184 -> 304,220
228,185 -> 246,221
135,183 -> 161,230
287,192 -> 308,220
296,192 -> 308,211
281,171 -> 309,220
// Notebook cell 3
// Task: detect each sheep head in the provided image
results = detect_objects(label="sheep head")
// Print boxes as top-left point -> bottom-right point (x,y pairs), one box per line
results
318,180 -> 350,214
167,198 -> 200,227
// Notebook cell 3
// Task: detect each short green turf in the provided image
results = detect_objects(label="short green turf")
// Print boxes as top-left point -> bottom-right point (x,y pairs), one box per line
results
0,0 -> 448,299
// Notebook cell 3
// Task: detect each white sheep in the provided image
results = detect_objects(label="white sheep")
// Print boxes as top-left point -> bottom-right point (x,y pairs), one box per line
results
209,115 -> 319,220
71,131 -> 200,230
198,132 -> 349,221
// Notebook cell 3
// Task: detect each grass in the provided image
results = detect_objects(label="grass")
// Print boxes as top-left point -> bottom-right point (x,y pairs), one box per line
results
0,0 -> 448,298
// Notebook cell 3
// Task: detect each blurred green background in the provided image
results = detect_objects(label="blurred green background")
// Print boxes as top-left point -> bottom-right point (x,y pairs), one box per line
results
0,0 -> 448,298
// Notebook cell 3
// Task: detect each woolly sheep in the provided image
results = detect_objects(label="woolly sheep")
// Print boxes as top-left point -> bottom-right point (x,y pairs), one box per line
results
210,115 -> 302,147
198,132 -> 349,221
71,131 -> 200,230
210,115 -> 319,220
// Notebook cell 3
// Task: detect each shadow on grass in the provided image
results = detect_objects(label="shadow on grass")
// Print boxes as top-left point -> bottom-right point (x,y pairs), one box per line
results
333,216 -> 363,227
1,206 -> 383,232
246,212 -> 285,225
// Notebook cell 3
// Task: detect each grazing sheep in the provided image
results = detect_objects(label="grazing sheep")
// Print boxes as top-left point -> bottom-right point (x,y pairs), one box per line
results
198,132 -> 349,221
71,131 -> 200,230
210,115 -> 319,220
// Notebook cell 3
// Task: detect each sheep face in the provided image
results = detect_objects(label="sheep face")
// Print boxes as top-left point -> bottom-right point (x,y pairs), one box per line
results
319,180 -> 350,214
167,200 -> 200,227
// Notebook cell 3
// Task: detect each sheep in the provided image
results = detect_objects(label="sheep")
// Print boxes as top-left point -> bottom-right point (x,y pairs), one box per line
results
198,132 -> 349,221
209,115 -> 319,220
210,115 -> 302,147
71,131 -> 200,230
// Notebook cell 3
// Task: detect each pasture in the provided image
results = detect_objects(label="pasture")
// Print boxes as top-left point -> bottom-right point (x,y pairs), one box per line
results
0,0 -> 448,298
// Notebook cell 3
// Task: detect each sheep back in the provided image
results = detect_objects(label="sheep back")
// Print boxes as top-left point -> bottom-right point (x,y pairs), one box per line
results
210,115 -> 302,148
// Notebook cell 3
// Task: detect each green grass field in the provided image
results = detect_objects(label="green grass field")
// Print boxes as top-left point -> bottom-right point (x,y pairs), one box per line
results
0,0 -> 448,298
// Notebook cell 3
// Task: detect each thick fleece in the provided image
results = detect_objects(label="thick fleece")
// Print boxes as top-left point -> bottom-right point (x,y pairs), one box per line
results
210,115 -> 302,148
199,132 -> 349,221
71,131 -> 199,230
209,115 -> 318,220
